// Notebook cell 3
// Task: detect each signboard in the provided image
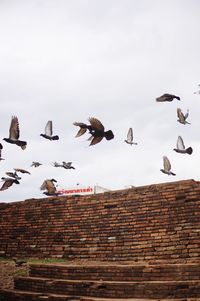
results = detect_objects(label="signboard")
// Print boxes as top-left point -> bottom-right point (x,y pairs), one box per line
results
58,186 -> 93,195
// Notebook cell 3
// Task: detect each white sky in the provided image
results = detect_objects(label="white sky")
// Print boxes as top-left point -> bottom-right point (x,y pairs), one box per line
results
0,0 -> 200,202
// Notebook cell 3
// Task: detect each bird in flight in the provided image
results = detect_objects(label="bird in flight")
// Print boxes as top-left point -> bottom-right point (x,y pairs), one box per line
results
160,156 -> 176,176
14,168 -> 31,175
74,117 -> 114,146
156,93 -> 180,102
31,162 -> 42,168
5,171 -> 21,180
124,128 -> 137,145
0,143 -> 4,161
177,108 -> 190,125
62,161 -> 75,169
0,177 -> 20,191
3,116 -> 27,149
40,179 -> 59,196
40,121 -> 59,141
173,136 -> 193,155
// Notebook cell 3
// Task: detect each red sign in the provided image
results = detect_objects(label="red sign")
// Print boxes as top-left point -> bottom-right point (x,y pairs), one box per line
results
58,186 -> 93,195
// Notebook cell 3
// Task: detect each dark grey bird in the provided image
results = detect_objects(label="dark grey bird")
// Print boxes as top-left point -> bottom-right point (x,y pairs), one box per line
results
3,116 -> 27,149
12,257 -> 27,267
5,171 -> 21,180
160,156 -> 176,176
14,168 -> 31,175
0,177 -> 20,191
177,108 -> 190,125
40,121 -> 59,141
173,136 -> 193,155
31,162 -> 42,168
124,128 -> 137,145
40,179 -> 59,196
156,93 -> 180,102
0,143 -> 4,161
62,161 -> 75,169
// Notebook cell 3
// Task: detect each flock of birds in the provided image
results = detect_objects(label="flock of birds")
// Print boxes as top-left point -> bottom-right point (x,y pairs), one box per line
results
0,89 -> 199,196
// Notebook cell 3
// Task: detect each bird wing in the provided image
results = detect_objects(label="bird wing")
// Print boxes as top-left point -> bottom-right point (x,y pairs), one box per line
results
45,121 -> 53,136
9,116 -> 20,140
89,136 -> 104,146
177,108 -> 184,122
45,180 -> 57,193
5,172 -> 16,178
127,128 -> 133,143
163,156 -> 171,172
0,179 -> 14,191
63,162 -> 72,168
73,122 -> 88,137
0,143 -> 3,159
177,136 -> 185,150
184,109 -> 189,120
14,168 -> 31,174
40,180 -> 48,190
88,117 -> 104,132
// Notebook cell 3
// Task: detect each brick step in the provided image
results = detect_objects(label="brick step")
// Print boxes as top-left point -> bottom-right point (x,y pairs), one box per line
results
14,277 -> 200,299
1,290 -> 200,301
29,264 -> 200,281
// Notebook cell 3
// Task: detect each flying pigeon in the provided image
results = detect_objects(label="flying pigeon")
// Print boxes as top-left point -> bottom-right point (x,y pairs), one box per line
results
62,161 -> 75,169
0,143 -> 4,161
160,156 -> 176,176
177,108 -> 190,125
0,177 -> 20,191
173,136 -> 193,155
87,117 -> 114,146
31,162 -> 42,168
40,121 -> 59,141
124,128 -> 137,145
40,179 -> 59,196
5,172 -> 21,180
14,168 -> 31,175
156,93 -> 180,102
3,116 -> 27,149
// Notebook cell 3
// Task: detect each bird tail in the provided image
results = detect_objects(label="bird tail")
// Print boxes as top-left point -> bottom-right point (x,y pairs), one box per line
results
175,96 -> 181,100
105,130 -> 114,140
170,172 -> 176,176
186,147 -> 193,155
15,140 -> 27,150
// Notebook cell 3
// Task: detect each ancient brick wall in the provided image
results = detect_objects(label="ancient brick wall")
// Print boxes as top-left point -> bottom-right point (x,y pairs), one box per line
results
0,179 -> 199,262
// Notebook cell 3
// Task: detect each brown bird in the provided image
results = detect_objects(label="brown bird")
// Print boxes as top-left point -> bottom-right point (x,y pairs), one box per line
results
177,108 -> 190,125
40,179 -> 59,196
3,116 -> 27,149
0,177 -> 20,191
156,93 -> 180,102
87,117 -> 114,146
14,168 -> 31,175
40,121 -> 59,141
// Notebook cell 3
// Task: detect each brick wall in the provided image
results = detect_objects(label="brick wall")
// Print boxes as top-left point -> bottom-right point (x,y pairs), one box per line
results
0,179 -> 199,262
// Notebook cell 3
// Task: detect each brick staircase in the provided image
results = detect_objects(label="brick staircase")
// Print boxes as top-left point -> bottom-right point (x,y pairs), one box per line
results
0,262 -> 200,300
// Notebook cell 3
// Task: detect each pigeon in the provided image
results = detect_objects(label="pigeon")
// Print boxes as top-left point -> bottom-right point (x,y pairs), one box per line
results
40,179 -> 59,196
31,162 -> 42,167
12,257 -> 27,267
5,172 -> 21,180
177,108 -> 190,125
124,128 -> 137,145
40,121 -> 59,141
62,161 -> 75,169
156,93 -> 180,102
14,168 -> 31,175
0,143 -> 4,161
52,162 -> 63,167
87,117 -> 114,146
0,177 -> 20,191
3,116 -> 27,149
160,156 -> 176,176
173,136 -> 193,155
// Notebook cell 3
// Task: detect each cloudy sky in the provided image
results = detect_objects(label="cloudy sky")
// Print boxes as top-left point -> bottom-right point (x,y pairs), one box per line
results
0,0 -> 200,202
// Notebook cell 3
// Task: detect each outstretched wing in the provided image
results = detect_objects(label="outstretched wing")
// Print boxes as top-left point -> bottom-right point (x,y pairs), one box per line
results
127,128 -> 133,143
177,136 -> 185,150
45,121 -> 53,136
89,136 -> 104,146
9,116 -> 20,140
163,156 -> 171,172
73,122 -> 88,137
177,108 -> 184,122
14,168 -> 31,174
0,179 -> 15,191
88,117 -> 104,132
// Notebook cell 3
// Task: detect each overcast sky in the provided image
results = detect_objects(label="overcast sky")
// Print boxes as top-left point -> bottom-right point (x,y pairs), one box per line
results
0,0 -> 200,202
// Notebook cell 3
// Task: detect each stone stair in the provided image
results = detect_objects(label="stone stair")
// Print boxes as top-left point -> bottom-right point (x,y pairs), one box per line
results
0,263 -> 200,300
